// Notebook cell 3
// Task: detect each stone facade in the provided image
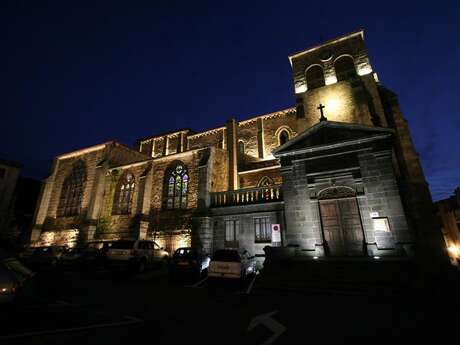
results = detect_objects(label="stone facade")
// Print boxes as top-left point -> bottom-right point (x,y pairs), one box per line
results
30,30 -> 448,268
436,188 -> 460,266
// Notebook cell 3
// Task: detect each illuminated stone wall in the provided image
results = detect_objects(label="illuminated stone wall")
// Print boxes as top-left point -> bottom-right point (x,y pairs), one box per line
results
150,149 -> 206,210
239,168 -> 282,189
150,229 -> 192,255
188,128 -> 224,151
209,148 -> 228,193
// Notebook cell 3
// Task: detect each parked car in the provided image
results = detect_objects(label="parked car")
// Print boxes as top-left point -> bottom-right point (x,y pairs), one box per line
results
169,247 -> 210,279
26,246 -> 67,268
59,246 -> 94,265
107,240 -> 169,273
18,247 -> 37,261
208,249 -> 256,280
0,257 -> 35,306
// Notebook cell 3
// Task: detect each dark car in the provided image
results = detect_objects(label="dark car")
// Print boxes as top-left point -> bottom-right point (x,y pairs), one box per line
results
0,257 -> 35,306
26,246 -> 67,269
169,247 -> 210,279
60,242 -> 113,269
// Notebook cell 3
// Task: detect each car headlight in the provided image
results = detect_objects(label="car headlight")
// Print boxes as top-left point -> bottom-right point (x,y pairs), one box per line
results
0,287 -> 16,295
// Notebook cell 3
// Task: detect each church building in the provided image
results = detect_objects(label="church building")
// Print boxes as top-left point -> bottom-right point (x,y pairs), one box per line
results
30,30 -> 447,266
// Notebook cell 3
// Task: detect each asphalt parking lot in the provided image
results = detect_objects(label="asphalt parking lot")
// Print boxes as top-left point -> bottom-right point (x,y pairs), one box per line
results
1,264 -> 460,344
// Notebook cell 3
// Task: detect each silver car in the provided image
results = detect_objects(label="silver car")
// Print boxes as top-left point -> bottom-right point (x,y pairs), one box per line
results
107,240 -> 169,272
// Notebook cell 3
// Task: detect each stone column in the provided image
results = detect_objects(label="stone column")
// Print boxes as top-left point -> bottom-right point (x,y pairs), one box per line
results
192,217 -> 214,254
226,118 -> 239,190
138,164 -> 153,240
83,161 -> 108,243
257,117 -> 265,159
163,135 -> 169,156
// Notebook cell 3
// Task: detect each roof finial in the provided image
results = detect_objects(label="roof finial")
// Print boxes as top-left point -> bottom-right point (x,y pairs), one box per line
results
317,103 -> 327,122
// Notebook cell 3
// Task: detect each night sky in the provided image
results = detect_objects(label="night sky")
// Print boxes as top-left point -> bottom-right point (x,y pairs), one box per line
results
3,0 -> 459,201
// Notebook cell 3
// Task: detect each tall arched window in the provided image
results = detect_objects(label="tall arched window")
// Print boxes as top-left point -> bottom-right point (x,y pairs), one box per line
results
113,172 -> 135,215
334,56 -> 356,82
279,130 -> 289,146
57,160 -> 86,217
166,163 -> 189,209
305,65 -> 325,90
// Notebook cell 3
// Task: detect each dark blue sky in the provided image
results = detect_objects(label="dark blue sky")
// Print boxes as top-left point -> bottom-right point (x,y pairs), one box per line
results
3,0 -> 459,200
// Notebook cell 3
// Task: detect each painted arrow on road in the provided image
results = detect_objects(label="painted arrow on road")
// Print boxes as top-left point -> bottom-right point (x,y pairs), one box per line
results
247,310 -> 286,345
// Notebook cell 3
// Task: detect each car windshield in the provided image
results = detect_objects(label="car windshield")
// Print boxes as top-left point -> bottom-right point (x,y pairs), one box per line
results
212,250 -> 240,262
174,248 -> 197,259
2,259 -> 33,280
111,240 -> 135,249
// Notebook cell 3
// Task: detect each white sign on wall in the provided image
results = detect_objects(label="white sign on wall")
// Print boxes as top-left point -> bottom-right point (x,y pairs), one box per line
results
370,211 -> 379,218
271,224 -> 281,243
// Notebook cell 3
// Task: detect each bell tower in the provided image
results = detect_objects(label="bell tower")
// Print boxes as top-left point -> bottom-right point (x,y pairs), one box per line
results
288,30 -> 387,128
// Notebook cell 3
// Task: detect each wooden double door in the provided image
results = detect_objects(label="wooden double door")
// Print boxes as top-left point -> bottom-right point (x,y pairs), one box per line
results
319,198 -> 365,256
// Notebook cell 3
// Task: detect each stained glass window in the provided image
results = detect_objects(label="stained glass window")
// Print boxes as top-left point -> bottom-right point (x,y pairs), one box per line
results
113,172 -> 135,215
165,163 -> 188,209
57,160 -> 86,217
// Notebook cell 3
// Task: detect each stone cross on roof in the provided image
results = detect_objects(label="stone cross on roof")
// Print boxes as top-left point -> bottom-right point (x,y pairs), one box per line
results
317,103 -> 328,122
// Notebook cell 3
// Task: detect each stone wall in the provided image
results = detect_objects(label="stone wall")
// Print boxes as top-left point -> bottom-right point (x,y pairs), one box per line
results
261,110 -> 298,158
210,202 -> 285,256
46,147 -> 107,229
209,148 -> 228,193
239,168 -> 282,189
188,128 -> 224,151
357,151 -> 412,251
150,149 -> 206,210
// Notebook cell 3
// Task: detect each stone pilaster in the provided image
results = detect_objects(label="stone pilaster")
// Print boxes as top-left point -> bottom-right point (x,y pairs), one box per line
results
257,118 -> 265,159
192,216 -> 214,254
226,118 -> 239,190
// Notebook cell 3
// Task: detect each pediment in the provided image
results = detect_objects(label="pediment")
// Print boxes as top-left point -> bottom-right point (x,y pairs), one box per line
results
273,121 -> 393,157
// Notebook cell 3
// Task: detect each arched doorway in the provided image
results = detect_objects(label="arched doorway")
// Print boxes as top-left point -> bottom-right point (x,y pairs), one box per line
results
318,186 -> 365,256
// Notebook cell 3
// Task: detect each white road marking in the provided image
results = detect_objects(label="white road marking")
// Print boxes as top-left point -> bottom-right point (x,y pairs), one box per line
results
0,316 -> 144,340
247,310 -> 286,345
245,271 -> 259,295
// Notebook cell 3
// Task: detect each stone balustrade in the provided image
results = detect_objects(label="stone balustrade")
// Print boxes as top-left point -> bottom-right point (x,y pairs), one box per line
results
210,185 -> 282,207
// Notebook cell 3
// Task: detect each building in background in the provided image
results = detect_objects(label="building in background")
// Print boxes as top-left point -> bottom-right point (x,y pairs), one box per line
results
30,31 -> 448,271
436,188 -> 460,266
0,160 -> 41,250
0,159 -> 22,243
